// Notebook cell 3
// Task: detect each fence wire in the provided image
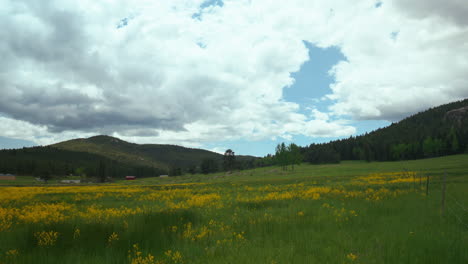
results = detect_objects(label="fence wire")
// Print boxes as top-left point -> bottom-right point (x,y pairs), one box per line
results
446,205 -> 468,230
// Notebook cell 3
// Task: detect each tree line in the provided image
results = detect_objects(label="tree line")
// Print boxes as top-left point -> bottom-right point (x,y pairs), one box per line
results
197,149 -> 259,174
0,145 -> 263,179
273,143 -> 303,170
301,99 -> 468,164
198,143 -> 304,173
0,146 -> 167,182
2,99 -> 466,178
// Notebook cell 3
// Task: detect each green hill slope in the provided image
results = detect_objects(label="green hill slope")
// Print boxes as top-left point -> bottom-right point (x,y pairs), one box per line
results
303,98 -> 468,163
51,135 -> 228,170
0,146 -> 166,179
0,135 -> 257,178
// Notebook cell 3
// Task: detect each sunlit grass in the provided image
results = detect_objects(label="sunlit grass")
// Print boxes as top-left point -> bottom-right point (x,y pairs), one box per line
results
1,155 -> 467,263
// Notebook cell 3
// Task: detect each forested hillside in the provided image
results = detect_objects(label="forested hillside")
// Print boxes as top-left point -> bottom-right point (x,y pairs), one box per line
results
2,99 -> 467,177
52,135 -> 223,170
303,99 -> 468,163
0,146 -> 166,179
0,135 -> 258,179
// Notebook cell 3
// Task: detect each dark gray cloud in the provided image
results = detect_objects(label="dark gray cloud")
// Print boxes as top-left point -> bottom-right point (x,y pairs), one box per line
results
394,0 -> 468,26
0,1 -> 187,133
0,85 -> 185,133
16,0 -> 462,146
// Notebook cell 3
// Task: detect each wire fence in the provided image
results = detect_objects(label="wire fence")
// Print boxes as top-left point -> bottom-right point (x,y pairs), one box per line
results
448,194 -> 468,212
446,204 -> 468,230
443,174 -> 468,230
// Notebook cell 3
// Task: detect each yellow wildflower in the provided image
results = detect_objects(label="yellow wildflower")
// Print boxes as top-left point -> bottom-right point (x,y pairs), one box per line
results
128,244 -> 160,264
347,253 -> 358,261
108,232 -> 119,246
6,249 -> 19,257
34,231 -> 59,246
73,228 -> 80,239
165,250 -> 183,263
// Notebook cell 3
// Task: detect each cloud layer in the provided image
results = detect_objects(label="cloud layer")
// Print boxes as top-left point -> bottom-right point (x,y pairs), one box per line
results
1,0 -> 467,147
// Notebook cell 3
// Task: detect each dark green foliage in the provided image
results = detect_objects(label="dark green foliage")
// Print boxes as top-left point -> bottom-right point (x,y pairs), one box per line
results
243,158 -> 256,170
170,166 -> 183,176
37,163 -> 52,183
302,99 -> 468,164
223,149 -> 236,171
255,154 -> 275,167
274,143 -> 304,170
200,158 -> 219,174
446,127 -> 460,153
187,165 -> 197,174
304,144 -> 340,164
0,146 -> 167,179
275,143 -> 289,170
0,136 -> 260,178
52,135 -> 255,170
288,143 -> 303,170
422,137 -> 444,158
98,160 -> 107,183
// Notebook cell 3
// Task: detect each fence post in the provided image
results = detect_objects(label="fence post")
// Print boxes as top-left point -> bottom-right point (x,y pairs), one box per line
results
419,173 -> 422,188
441,171 -> 447,215
426,174 -> 429,196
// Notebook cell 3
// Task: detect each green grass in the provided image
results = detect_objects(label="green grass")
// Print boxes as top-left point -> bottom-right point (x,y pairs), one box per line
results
119,154 -> 468,185
1,155 -> 467,263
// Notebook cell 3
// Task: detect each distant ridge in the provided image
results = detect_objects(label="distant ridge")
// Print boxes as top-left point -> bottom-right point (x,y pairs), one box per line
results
51,135 -> 235,170
2,99 -> 467,176
302,98 -> 468,163
0,135 -> 257,178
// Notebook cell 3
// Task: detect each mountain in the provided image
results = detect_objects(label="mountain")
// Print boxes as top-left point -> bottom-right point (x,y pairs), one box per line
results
52,135 -> 235,170
0,135 -> 257,178
2,99 -> 466,177
0,145 -> 164,179
302,98 -> 468,163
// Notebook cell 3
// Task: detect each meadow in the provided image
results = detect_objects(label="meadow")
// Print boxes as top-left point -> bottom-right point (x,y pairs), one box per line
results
1,155 -> 467,263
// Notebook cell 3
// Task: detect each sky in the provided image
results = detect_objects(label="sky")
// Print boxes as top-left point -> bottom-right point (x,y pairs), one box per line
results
1,0 -> 467,156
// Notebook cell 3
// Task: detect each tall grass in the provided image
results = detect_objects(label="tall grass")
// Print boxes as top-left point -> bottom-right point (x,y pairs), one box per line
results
1,155 -> 467,263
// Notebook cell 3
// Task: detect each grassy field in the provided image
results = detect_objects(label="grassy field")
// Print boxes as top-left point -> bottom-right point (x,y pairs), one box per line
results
1,155 -> 467,263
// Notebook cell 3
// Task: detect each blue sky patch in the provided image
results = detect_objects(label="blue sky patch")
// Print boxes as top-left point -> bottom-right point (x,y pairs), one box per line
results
193,0 -> 224,20
283,42 -> 346,114
0,136 -> 37,150
117,18 -> 129,29
204,43 -> 390,156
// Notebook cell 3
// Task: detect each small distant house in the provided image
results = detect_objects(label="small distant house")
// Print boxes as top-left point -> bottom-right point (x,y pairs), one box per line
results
126,176 -> 136,180
159,175 -> 169,178
0,174 -> 15,181
61,180 -> 81,184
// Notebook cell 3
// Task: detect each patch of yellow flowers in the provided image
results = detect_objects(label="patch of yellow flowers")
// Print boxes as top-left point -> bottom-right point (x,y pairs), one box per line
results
108,232 -> 120,246
127,244 -> 184,264
322,203 -> 358,222
353,171 -> 420,185
0,171 -> 418,234
78,205 -> 143,223
34,231 -> 59,246
128,244 -> 159,264
347,252 -> 358,261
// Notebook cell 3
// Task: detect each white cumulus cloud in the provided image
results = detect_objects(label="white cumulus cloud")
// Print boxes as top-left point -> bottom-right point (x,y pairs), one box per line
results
1,0 -> 466,148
